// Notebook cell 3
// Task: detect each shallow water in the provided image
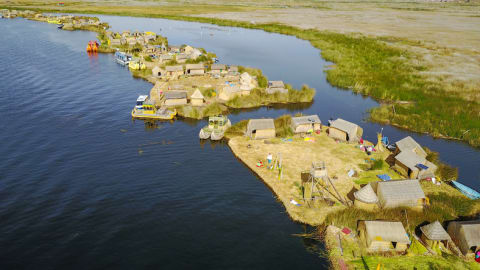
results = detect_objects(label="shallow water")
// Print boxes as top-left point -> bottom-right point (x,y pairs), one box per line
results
1,15 -> 479,269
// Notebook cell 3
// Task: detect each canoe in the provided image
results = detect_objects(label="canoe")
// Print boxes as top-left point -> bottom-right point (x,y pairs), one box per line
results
451,181 -> 480,200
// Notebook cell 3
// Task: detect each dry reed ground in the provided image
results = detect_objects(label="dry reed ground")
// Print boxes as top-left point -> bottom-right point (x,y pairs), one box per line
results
228,128 -> 400,225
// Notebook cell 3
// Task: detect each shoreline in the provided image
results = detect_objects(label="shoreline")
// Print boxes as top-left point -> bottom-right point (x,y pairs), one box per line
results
2,5 -> 479,147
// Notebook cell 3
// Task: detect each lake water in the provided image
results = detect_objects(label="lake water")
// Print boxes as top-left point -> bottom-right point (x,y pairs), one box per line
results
0,15 -> 478,269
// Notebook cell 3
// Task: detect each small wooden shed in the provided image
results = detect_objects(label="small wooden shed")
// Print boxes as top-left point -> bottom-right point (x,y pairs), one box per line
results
190,89 -> 204,106
358,220 -> 411,252
447,220 -> 480,256
420,221 -> 451,248
164,91 -> 187,106
290,115 -> 321,133
354,184 -> 379,210
246,119 -> 276,139
394,151 -> 437,179
211,64 -> 227,75
395,136 -> 427,157
185,64 -> 205,76
328,118 -> 363,143
376,179 -> 426,209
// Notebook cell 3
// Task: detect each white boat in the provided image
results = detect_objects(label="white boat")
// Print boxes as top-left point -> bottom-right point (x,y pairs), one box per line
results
115,51 -> 132,66
198,115 -> 231,140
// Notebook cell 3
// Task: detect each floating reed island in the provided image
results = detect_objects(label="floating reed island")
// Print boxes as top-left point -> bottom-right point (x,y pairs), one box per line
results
2,10 -> 314,120
225,114 -> 480,269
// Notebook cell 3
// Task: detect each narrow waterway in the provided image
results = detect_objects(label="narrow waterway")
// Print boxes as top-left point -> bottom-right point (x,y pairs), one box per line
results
1,15 -> 479,269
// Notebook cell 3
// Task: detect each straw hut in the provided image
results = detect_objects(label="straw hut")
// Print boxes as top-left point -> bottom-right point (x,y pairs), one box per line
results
211,64 -> 227,75
176,53 -> 189,64
190,89 -> 204,106
165,65 -> 184,79
185,64 -> 205,76
228,66 -> 239,75
189,48 -> 202,60
219,85 -> 242,101
181,45 -> 194,54
152,66 -> 165,78
110,38 -> 121,46
447,220 -> 480,256
246,119 -> 276,139
291,115 -> 321,134
159,54 -> 173,64
266,81 -> 288,94
376,180 -> 426,209
420,221 -> 451,248
328,118 -> 363,143
395,136 -> 427,157
358,220 -> 410,252
353,184 -> 378,210
239,72 -> 256,94
164,91 -> 187,106
394,150 -> 437,179
169,45 -> 180,54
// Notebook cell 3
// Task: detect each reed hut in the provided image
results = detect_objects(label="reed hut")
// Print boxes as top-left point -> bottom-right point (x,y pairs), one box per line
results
354,184 -> 378,210
328,118 -> 363,143
159,54 -> 173,64
181,45 -> 194,54
358,220 -> 410,252
165,65 -> 184,79
152,66 -> 165,78
211,64 -> 227,75
291,115 -> 321,134
394,150 -> 437,179
190,89 -> 204,106
420,221 -> 451,248
246,119 -> 276,140
447,220 -> 480,256
176,53 -> 189,64
228,66 -> 239,75
164,91 -> 187,106
376,180 -> 426,209
169,45 -> 180,54
219,85 -> 242,101
266,81 -> 288,94
185,64 -> 205,76
395,136 -> 427,157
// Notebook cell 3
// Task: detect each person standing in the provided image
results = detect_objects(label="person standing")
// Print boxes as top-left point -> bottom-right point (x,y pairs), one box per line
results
266,153 -> 273,167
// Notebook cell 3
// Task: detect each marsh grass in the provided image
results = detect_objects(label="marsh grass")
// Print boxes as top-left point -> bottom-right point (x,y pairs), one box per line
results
226,85 -> 315,108
425,147 -> 459,181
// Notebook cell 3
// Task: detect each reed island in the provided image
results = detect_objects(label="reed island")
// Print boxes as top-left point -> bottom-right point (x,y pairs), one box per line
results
4,9 -> 480,270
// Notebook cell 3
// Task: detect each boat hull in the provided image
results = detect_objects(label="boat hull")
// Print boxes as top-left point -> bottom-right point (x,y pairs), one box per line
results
451,181 -> 480,199
199,129 -> 211,140
131,109 -> 176,120
210,131 -> 224,141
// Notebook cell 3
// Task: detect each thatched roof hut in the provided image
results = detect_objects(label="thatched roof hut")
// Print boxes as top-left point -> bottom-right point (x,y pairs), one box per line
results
447,220 -> 480,255
328,118 -> 363,143
396,136 -> 427,157
394,150 -> 437,179
358,220 -> 410,252
291,115 -> 321,133
246,119 -> 275,139
420,221 -> 450,245
190,89 -> 204,106
376,180 -> 425,209
266,80 -> 288,94
152,66 -> 165,77
185,63 -> 205,76
219,85 -> 242,101
354,184 -> 378,210
164,90 -> 187,106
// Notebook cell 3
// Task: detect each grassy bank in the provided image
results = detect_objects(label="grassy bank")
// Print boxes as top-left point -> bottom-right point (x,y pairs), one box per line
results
4,4 -> 479,147
226,86 -> 315,108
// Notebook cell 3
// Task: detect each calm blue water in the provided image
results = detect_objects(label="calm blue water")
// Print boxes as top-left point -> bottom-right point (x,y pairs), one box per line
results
1,15 -> 479,269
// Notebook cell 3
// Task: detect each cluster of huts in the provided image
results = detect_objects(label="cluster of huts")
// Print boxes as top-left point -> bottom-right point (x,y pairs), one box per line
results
152,63 -> 239,80
159,88 -> 205,107
392,136 -> 437,179
357,218 -> 480,257
106,30 -> 161,48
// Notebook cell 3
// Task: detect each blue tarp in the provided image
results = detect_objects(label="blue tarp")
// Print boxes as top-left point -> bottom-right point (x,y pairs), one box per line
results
416,163 -> 429,170
377,174 -> 391,181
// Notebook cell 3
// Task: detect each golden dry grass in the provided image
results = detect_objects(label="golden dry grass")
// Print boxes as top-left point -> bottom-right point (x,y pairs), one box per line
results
228,128 -> 398,225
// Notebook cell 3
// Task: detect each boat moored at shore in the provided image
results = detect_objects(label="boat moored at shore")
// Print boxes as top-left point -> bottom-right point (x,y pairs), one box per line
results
199,115 -> 231,140
115,51 -> 132,66
131,95 -> 176,120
